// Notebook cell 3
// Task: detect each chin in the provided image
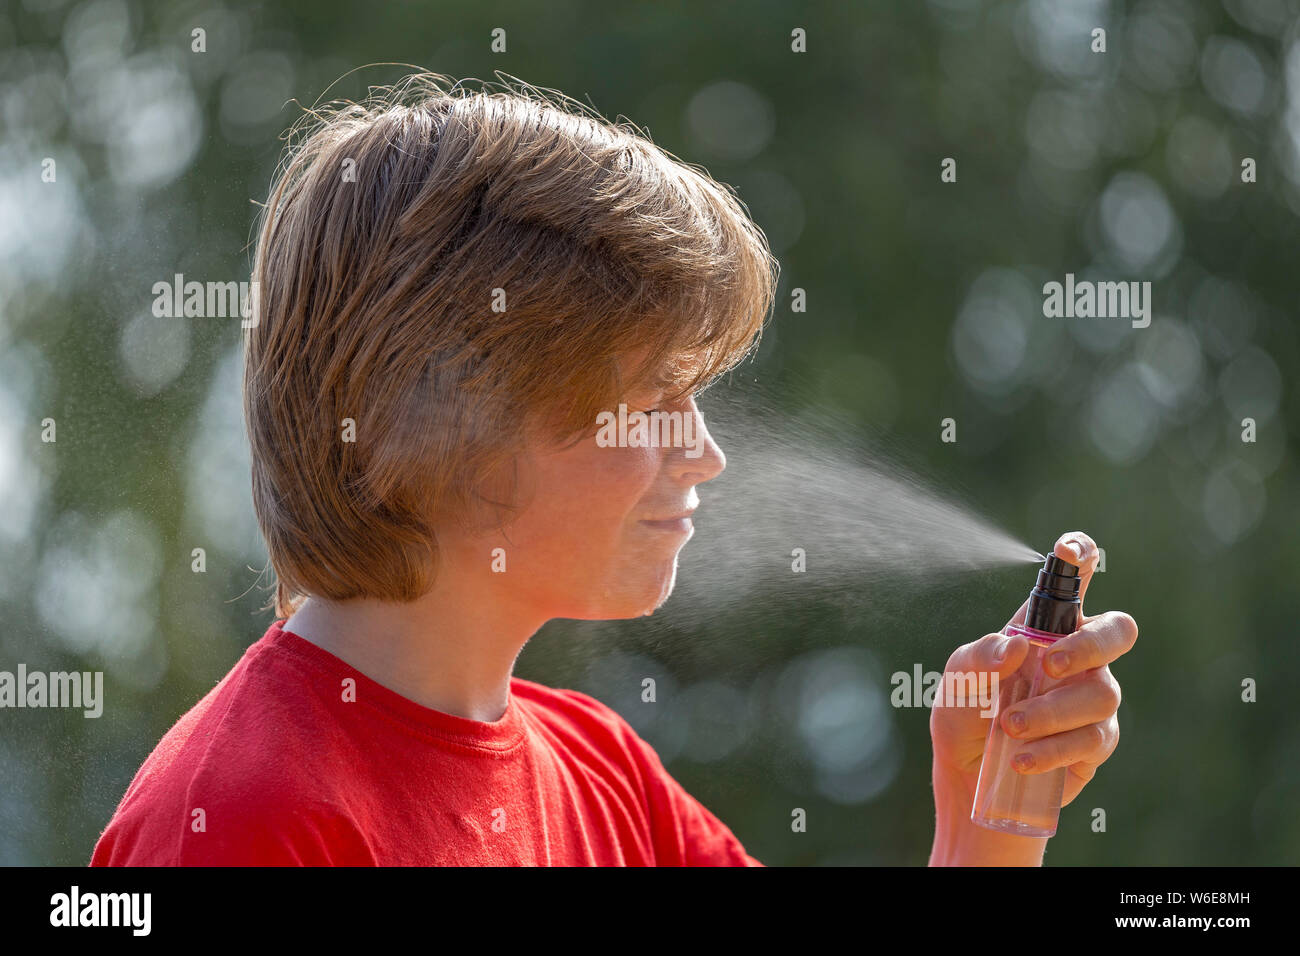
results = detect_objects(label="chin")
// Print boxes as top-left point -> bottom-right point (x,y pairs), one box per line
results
568,562 -> 680,621
631,565 -> 679,618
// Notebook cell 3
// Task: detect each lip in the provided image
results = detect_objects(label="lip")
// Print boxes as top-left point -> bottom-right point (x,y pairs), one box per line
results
639,511 -> 696,533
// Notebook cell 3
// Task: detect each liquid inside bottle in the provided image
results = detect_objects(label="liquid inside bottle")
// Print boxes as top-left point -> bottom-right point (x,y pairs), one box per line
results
970,626 -> 1069,838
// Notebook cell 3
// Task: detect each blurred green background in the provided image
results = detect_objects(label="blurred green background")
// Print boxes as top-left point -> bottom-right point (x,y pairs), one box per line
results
1,0 -> 1296,866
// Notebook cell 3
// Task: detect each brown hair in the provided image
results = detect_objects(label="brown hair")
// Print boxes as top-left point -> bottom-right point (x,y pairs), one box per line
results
244,72 -> 778,616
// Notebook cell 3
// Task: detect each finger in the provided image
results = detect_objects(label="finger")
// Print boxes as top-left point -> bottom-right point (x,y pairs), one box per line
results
999,669 -> 1121,739
933,631 -> 1031,716
1064,713 -> 1123,800
1043,611 -> 1138,679
944,631 -> 1030,684
1053,531 -> 1099,607
1009,716 -> 1119,774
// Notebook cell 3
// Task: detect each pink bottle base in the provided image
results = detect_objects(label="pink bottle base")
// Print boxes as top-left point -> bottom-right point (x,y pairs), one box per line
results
970,814 -> 1058,839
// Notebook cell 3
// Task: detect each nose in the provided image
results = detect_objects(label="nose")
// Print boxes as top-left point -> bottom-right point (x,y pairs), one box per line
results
673,398 -> 726,485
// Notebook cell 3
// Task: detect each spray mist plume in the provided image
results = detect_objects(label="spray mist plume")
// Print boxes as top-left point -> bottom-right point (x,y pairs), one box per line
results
655,382 -> 1043,626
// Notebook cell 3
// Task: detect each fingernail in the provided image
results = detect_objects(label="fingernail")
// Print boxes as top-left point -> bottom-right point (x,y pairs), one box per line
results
1013,753 -> 1035,772
1065,537 -> 1086,561
993,637 -> 1011,662
1048,650 -> 1069,675
1006,710 -> 1027,735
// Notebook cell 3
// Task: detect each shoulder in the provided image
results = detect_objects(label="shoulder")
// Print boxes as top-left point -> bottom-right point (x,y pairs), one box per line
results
509,678 -> 760,866
510,677 -> 645,749
92,633 -> 366,865
134,636 -> 339,793
511,676 -> 627,724
509,676 -> 666,789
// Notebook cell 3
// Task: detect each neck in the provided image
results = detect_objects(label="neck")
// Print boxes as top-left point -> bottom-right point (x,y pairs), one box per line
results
283,559 -> 547,723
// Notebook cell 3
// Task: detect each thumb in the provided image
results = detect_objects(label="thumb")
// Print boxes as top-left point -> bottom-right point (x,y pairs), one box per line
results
946,630 -> 1031,686
933,631 -> 1028,719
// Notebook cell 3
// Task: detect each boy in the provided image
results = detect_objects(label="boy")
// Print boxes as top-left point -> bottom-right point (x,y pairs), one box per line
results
91,75 -> 1135,866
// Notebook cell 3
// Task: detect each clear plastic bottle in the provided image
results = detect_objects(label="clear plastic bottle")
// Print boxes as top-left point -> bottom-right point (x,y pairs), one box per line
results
970,554 -> 1082,838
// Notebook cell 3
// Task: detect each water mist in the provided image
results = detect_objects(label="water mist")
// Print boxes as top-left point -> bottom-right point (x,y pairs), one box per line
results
663,388 -> 1044,629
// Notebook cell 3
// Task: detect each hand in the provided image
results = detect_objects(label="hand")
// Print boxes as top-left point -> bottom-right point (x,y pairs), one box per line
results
928,531 -> 1138,865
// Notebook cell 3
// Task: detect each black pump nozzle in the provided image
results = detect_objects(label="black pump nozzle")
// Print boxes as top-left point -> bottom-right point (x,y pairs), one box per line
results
1024,552 -> 1082,635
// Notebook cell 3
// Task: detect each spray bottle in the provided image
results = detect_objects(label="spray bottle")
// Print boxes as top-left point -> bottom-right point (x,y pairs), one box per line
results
970,552 -> 1082,838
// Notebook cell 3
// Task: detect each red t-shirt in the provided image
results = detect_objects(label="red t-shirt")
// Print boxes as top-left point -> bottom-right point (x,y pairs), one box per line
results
90,621 -> 761,866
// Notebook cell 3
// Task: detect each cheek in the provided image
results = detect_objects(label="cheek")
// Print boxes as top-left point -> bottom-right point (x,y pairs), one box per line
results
518,442 -> 660,546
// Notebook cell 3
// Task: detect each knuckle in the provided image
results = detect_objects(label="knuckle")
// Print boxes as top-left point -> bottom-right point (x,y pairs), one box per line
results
972,632 -> 1004,667
1100,672 -> 1122,710
1083,722 -> 1108,752
951,634 -> 995,669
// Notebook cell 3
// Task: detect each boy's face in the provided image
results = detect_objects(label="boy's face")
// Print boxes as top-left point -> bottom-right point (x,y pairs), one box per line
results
474,388 -> 726,621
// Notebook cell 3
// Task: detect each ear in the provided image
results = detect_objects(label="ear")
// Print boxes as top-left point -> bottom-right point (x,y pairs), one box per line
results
466,450 -> 527,535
